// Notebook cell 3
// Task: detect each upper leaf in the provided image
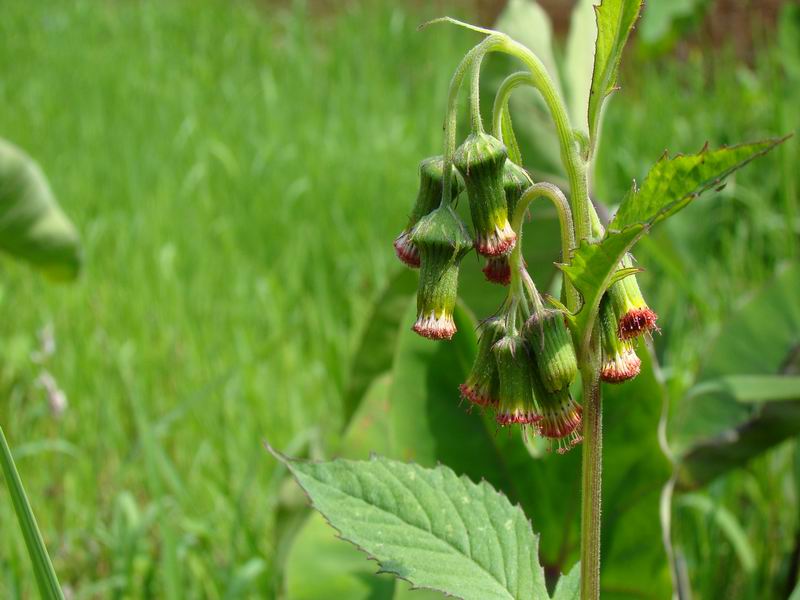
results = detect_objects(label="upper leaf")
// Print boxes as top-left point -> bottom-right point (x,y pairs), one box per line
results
561,139 -> 786,348
0,139 -> 82,280
278,453 -> 550,600
587,0 -> 643,147
611,138 -> 788,231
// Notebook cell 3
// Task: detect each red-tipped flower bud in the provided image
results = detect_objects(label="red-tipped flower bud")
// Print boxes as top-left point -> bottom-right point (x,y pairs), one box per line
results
454,133 -> 516,258
599,295 -> 641,383
482,256 -> 512,285
394,156 -> 463,268
493,335 -> 540,427
410,206 -> 473,340
524,309 -> 578,393
481,161 -> 531,285
608,256 -> 658,340
459,318 -> 506,408
533,384 -> 583,452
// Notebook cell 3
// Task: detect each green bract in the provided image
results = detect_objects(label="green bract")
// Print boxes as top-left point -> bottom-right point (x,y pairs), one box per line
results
454,132 -> 517,258
394,156 -> 462,268
410,206 -> 472,340
493,335 -> 539,427
460,317 -> 506,408
524,309 -> 578,393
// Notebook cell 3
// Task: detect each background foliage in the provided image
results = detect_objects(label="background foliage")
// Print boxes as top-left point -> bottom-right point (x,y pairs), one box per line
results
0,0 -> 797,598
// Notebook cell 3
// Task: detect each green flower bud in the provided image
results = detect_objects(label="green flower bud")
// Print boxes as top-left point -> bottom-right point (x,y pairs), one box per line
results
481,161 -> 531,285
410,206 -> 472,340
524,309 -> 578,393
394,156 -> 462,268
454,133 -> 516,258
608,256 -> 658,340
599,295 -> 641,383
493,335 -> 540,427
459,318 -> 506,408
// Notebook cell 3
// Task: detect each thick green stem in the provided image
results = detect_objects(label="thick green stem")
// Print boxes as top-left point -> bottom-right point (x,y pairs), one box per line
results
579,356 -> 603,600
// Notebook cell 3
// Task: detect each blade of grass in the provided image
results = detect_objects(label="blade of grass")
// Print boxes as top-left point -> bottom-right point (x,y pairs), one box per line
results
0,425 -> 64,600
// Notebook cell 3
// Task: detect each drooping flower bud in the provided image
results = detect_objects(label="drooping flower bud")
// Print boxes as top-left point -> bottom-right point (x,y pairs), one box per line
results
410,206 -> 473,340
608,256 -> 658,340
481,161 -> 532,285
459,318 -> 506,408
394,156 -> 463,268
493,335 -> 540,427
533,382 -> 583,452
454,133 -> 516,258
482,256 -> 512,285
599,295 -> 641,383
524,309 -> 578,393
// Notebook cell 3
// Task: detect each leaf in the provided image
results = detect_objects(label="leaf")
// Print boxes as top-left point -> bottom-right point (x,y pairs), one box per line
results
564,0 -> 598,133
687,375 -> 800,404
558,226 -> 644,349
671,264 -> 800,488
0,426 -> 65,600
674,494 -> 755,574
284,512 -> 397,600
587,0 -> 643,146
0,139 -> 81,280
551,563 -> 580,600
610,138 -> 789,231
276,453 -> 550,600
562,139 -> 786,349
342,268 -> 417,427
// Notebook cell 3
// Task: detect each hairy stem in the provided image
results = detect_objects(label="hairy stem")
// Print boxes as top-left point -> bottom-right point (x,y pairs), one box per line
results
580,350 -> 603,600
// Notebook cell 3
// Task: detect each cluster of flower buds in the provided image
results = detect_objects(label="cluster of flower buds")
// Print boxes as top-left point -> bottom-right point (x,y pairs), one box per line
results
459,296 -> 582,452
599,256 -> 658,383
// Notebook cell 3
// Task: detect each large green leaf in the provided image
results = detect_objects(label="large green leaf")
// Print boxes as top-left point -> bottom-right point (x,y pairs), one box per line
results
0,139 -> 81,280
610,139 -> 788,231
278,454 -> 550,600
670,264 -> 800,488
551,563 -> 580,600
587,0 -> 643,147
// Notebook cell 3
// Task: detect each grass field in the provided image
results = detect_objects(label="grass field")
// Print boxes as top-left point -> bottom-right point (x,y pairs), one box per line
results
0,0 -> 797,598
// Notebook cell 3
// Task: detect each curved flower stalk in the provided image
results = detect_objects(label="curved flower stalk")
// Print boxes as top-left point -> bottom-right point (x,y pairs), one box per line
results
385,10 -> 784,600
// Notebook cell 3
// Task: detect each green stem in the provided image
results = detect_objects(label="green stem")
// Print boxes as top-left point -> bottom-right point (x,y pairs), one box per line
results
490,71 -> 533,140
440,35 -> 505,208
579,356 -> 603,600
508,182 -> 577,310
493,37 -> 591,257
0,425 -> 64,600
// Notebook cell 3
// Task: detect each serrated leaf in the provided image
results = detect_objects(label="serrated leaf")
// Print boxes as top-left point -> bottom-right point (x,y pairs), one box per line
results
611,138 -> 788,231
277,454 -> 550,600
551,563 -> 580,600
0,139 -> 81,280
587,0 -> 643,146
558,225 -> 644,350
564,0 -> 598,134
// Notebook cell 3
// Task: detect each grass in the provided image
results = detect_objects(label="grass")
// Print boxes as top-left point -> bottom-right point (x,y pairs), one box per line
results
0,0 -> 797,598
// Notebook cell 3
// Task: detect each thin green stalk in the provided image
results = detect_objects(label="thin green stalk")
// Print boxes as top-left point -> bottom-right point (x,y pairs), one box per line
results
490,71 -> 534,140
439,35 -> 505,208
508,182 -> 577,309
0,425 -> 64,600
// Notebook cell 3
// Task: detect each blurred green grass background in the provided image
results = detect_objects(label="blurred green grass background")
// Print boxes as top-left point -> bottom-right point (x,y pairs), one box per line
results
0,0 -> 797,598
